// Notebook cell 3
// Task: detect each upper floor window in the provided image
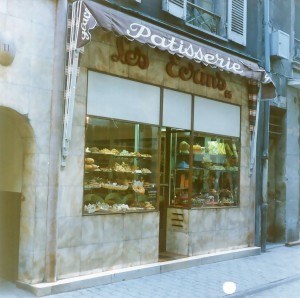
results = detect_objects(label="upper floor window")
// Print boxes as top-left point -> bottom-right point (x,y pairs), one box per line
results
162,0 -> 247,46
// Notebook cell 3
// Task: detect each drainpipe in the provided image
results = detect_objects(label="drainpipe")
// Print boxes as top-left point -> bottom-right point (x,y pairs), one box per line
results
261,0 -> 271,252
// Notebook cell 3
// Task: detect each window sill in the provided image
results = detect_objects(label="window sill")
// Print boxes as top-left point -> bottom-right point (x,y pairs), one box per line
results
185,22 -> 228,43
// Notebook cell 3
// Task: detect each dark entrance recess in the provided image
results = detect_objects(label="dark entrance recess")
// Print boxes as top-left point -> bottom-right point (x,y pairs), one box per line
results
0,191 -> 21,281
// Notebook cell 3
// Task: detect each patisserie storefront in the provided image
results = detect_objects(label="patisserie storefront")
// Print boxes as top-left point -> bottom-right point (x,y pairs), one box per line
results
60,0 -> 275,277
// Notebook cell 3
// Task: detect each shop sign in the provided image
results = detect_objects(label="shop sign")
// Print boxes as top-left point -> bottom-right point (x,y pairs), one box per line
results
111,37 -> 149,69
126,23 -> 243,75
73,0 -> 276,99
166,55 -> 232,98
111,38 -> 232,98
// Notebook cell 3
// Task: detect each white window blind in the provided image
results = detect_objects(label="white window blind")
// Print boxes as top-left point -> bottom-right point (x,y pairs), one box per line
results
194,97 -> 240,137
163,89 -> 192,130
228,0 -> 247,46
162,0 -> 185,19
87,71 -> 160,125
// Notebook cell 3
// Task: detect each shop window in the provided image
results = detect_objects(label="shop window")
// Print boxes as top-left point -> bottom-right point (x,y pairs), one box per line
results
171,131 -> 240,208
83,117 -> 159,214
162,0 -> 247,45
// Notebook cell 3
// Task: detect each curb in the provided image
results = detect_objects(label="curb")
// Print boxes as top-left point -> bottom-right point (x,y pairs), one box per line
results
17,247 -> 260,297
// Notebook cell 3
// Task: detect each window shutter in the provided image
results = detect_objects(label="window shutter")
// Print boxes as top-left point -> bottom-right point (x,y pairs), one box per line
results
162,0 -> 185,19
228,0 -> 247,45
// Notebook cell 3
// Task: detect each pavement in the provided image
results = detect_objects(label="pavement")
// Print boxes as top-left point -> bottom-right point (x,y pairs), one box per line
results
1,243 -> 300,298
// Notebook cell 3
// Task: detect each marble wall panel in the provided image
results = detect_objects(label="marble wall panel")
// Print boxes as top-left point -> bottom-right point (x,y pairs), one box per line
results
228,81 -> 243,106
5,15 -> 32,57
30,56 -> 54,90
32,0 -> 56,27
29,23 -> 55,59
57,186 -> 83,217
80,243 -> 103,274
145,55 -> 165,85
18,249 -> 34,283
30,120 -> 51,154
88,42 -> 111,73
76,68 -> 88,98
57,216 -> 82,248
35,154 -> 50,186
214,229 -> 230,252
142,212 -> 159,238
189,230 -> 215,255
215,208 -> 241,230
57,247 -> 81,279
0,83 -> 30,115
72,99 -> 87,127
28,88 -> 52,121
33,217 -> 47,252
31,248 -> 46,283
140,237 -> 158,265
122,239 -> 142,267
108,45 -> 129,78
193,83 -> 207,97
68,126 -> 85,156
0,0 -> 7,13
60,155 -> 84,186
34,186 -> 48,218
19,216 -> 35,252
163,70 -> 179,90
189,209 -> 216,233
124,213 -> 143,240
206,84 -> 223,100
103,214 -> 124,243
81,216 -> 104,245
101,241 -> 123,271
166,230 -> 189,255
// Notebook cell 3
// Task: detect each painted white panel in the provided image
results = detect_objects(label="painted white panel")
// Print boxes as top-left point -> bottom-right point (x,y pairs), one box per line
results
194,97 -> 240,137
87,71 -> 160,125
163,89 -> 192,130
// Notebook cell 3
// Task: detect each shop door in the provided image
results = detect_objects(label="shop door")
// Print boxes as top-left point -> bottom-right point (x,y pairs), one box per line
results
0,192 -> 21,281
159,128 -> 171,252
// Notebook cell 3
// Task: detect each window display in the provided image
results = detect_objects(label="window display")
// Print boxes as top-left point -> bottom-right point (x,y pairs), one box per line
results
83,117 -> 158,214
171,131 -> 240,208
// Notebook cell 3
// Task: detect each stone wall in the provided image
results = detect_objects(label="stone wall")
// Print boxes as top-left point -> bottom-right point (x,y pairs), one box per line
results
0,0 -> 66,284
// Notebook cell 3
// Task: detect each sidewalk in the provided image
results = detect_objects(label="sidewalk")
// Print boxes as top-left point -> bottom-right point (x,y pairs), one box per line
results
1,244 -> 300,297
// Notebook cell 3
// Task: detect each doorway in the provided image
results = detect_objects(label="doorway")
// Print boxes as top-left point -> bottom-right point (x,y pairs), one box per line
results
158,128 -> 189,261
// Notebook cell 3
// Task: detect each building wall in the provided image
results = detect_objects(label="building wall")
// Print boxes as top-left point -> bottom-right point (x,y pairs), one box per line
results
0,0 -> 66,283
285,86 -> 300,242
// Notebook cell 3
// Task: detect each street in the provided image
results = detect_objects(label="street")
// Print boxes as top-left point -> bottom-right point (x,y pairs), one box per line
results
1,244 -> 300,298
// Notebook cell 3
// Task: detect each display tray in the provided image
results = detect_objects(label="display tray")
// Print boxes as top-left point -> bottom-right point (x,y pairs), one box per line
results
86,152 -> 152,158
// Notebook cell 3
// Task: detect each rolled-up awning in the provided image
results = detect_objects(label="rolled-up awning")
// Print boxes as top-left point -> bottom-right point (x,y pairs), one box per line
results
74,0 -> 276,99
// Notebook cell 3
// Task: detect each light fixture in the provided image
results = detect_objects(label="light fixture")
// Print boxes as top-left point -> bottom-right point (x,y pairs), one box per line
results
0,32 -> 16,66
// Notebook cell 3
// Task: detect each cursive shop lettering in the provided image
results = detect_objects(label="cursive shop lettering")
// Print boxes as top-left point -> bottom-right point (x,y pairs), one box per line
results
126,23 -> 243,74
111,37 -> 149,69
81,9 -> 93,41
166,55 -> 231,98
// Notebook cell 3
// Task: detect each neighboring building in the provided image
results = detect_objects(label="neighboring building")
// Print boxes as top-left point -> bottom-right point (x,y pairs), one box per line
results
262,0 -> 300,244
3,0 -> 297,296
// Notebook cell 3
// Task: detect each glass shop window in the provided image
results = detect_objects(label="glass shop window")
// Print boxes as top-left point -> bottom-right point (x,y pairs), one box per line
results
171,132 -> 240,208
83,117 -> 159,214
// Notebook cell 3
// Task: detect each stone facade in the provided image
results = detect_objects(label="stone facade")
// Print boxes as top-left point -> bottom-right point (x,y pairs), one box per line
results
0,1 -> 256,286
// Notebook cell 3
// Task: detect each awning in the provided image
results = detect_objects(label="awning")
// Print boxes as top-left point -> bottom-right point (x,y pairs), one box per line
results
75,0 -> 276,99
